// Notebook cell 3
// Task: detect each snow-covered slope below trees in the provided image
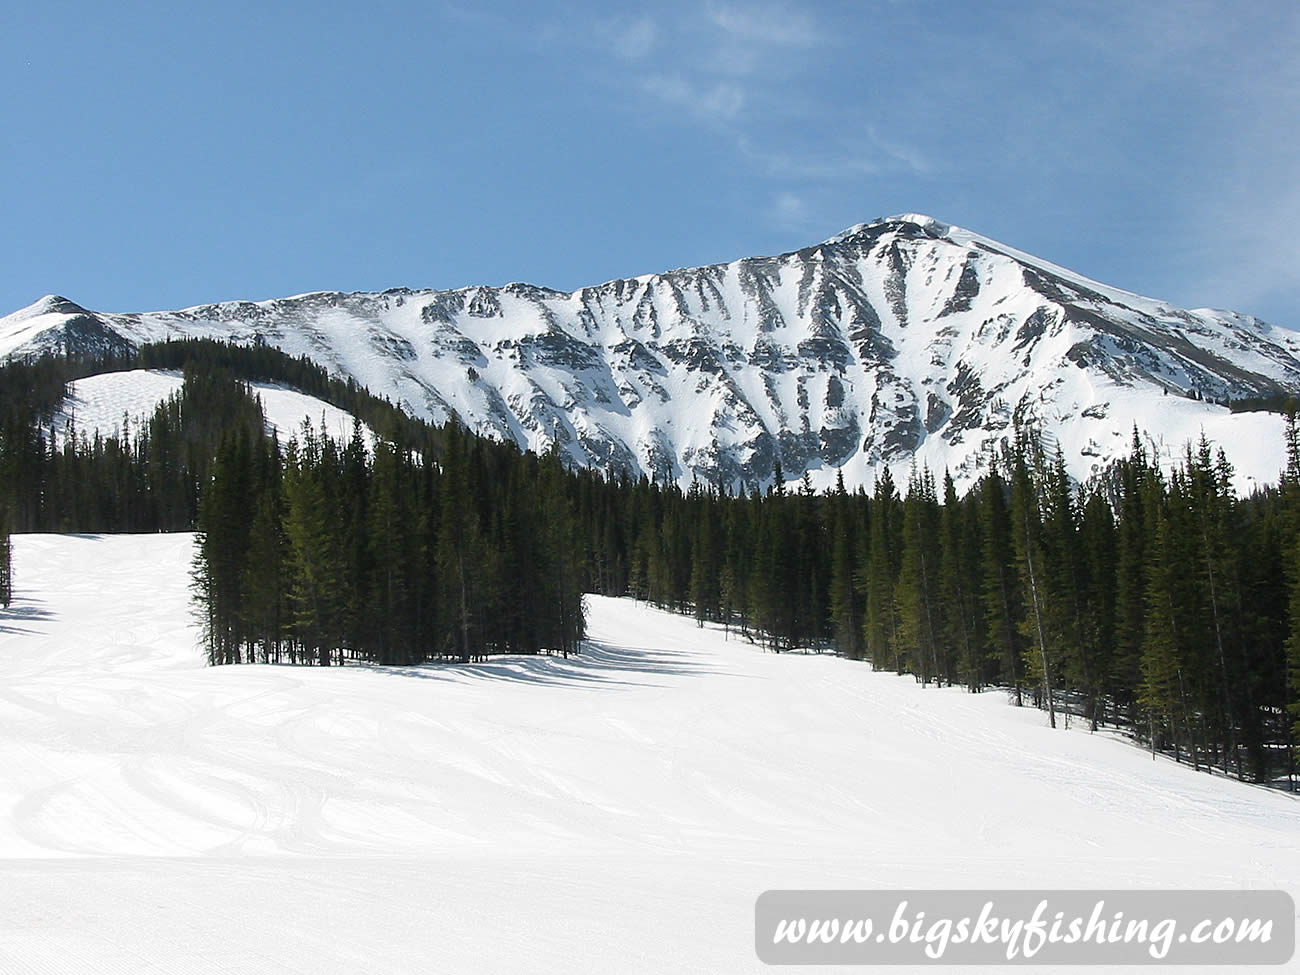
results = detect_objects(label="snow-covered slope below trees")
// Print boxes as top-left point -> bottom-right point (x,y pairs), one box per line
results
50,368 -> 368,447
4,215 -> 1298,493
1,534 -> 1296,973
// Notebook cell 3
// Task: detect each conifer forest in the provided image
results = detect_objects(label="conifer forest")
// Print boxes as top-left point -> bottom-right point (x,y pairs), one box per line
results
1,342 -> 1299,786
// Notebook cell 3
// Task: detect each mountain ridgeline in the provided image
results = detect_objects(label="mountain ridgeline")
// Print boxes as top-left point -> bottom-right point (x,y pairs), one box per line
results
4,214 -> 1299,493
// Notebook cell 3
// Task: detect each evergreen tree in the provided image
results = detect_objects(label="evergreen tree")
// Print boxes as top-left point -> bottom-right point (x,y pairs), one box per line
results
689,485 -> 721,626
194,429 -> 256,665
1140,509 -> 1193,762
1110,429 -> 1155,723
939,471 -> 981,690
1040,448 -> 1093,725
338,417 -> 371,657
1009,433 -> 1056,726
240,452 -> 287,664
1180,440 -> 1240,771
435,425 -> 497,661
750,491 -> 793,650
979,466 -> 1024,705
864,468 -> 902,670
283,429 -> 347,665
1077,490 -> 1117,728
828,483 -> 865,660
896,465 -> 942,683
536,447 -> 587,656
1287,538 -> 1300,762
366,438 -> 417,664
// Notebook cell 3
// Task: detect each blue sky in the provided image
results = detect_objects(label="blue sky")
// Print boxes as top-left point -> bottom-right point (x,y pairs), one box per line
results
2,1 -> 1297,327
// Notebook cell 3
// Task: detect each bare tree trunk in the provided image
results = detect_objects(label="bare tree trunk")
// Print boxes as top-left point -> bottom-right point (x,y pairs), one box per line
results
1023,524 -> 1056,729
1200,525 -> 1239,778
919,549 -> 939,687
457,552 -> 471,663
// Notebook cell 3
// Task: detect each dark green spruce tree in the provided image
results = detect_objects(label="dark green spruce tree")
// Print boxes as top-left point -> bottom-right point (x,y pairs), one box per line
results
864,467 -> 902,670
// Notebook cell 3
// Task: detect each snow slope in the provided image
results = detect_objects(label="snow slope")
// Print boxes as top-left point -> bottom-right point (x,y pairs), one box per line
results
51,369 -> 369,447
1,534 -> 1297,973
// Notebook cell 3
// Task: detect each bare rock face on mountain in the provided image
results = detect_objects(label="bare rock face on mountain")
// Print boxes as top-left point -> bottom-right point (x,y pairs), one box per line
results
5,214 -> 1299,492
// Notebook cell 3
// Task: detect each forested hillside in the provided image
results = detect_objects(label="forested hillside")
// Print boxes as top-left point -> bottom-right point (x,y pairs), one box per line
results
1,342 -> 1298,786
0,342 -> 586,664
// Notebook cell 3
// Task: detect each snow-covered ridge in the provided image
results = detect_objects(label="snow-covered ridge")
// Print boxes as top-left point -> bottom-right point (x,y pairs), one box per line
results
5,216 -> 1300,493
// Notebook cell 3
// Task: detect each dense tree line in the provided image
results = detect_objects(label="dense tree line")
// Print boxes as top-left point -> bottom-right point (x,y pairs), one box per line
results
194,417 -> 585,666
2,342 -> 1299,784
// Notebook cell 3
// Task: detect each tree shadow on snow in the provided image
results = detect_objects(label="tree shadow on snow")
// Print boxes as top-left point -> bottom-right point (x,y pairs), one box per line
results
363,639 -> 717,689
0,600 -> 55,634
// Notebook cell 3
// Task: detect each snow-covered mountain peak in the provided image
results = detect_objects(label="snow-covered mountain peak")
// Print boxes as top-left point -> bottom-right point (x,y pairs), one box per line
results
873,212 -> 951,235
823,213 -> 950,245
3,294 -> 89,323
5,220 -> 1299,495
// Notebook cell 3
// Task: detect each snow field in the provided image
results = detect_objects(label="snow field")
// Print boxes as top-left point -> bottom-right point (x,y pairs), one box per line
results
0,533 -> 1297,973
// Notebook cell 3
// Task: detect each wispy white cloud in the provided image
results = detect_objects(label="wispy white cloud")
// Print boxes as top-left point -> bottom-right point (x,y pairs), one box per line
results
738,126 -> 935,183
642,75 -> 746,120
706,2 -> 821,49
608,15 -> 657,60
626,4 -> 938,241
768,191 -> 819,233
701,1 -> 823,75
636,3 -> 829,121
463,1 -> 1300,324
864,126 -> 934,176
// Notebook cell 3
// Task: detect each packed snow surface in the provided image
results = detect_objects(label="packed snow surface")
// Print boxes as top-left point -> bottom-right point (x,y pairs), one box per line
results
1,534 -> 1297,973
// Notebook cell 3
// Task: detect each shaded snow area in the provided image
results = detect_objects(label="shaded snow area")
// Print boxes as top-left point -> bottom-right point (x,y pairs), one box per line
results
1,534 -> 1297,973
51,369 -> 368,447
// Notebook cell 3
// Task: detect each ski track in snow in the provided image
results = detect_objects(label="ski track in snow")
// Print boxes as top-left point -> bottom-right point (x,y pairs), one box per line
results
0,534 -> 1297,973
